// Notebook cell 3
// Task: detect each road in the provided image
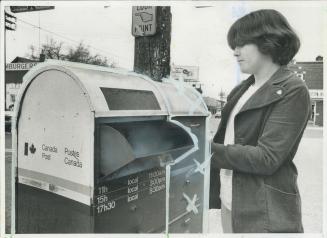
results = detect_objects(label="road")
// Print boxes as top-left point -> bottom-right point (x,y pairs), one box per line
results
4,118 -> 323,233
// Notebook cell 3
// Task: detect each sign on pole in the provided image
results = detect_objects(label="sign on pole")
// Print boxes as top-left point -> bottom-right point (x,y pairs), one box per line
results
10,6 -> 55,13
132,6 -> 157,37
171,65 -> 200,82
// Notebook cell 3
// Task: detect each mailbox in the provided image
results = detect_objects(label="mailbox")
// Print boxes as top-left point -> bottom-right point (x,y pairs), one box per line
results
13,60 -> 210,233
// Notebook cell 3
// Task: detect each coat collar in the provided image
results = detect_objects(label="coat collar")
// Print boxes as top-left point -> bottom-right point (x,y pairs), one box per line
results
214,66 -> 293,142
238,66 -> 292,114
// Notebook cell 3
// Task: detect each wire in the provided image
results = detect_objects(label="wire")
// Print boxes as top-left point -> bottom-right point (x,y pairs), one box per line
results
15,16 -> 132,65
16,17 -> 125,59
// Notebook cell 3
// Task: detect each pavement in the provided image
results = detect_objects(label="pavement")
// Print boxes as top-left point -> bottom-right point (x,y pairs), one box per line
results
4,118 -> 323,234
4,150 -> 12,234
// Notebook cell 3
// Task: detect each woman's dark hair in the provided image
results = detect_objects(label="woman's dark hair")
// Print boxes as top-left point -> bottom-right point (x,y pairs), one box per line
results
227,9 -> 300,65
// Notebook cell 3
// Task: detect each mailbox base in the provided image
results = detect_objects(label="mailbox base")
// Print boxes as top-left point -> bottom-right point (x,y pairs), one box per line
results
16,183 -> 92,233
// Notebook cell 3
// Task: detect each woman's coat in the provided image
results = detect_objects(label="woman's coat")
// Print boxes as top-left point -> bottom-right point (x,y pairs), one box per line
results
210,66 -> 311,233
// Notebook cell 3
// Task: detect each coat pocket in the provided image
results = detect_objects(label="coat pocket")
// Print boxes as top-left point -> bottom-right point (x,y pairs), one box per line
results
265,184 -> 303,233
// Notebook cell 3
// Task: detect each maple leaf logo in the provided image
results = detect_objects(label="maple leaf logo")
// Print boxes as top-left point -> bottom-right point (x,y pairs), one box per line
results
29,144 -> 36,154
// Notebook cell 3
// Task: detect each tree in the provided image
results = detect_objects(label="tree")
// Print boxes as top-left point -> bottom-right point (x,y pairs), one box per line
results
316,55 -> 323,61
42,38 -> 66,60
134,7 -> 171,81
66,42 -> 111,67
27,38 -> 65,61
26,38 -> 115,67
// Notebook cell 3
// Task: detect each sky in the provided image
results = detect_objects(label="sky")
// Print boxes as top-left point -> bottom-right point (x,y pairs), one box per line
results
3,1 -> 326,98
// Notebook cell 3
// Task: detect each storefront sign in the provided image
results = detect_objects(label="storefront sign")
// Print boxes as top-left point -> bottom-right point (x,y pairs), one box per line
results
309,89 -> 324,99
6,62 -> 38,71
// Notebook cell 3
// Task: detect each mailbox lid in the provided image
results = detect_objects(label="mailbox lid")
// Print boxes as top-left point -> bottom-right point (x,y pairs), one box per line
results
21,60 -> 209,118
19,60 -> 170,117
68,65 -> 209,117
68,65 -> 170,116
157,81 -> 209,116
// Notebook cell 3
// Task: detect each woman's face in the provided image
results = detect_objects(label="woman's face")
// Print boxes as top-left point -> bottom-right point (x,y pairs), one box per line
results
234,44 -> 272,74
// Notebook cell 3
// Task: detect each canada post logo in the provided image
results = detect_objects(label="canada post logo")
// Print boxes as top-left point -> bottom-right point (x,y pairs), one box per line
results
24,142 -> 36,156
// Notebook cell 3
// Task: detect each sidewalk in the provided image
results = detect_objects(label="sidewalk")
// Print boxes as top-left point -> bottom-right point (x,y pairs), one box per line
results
209,209 -> 222,233
306,125 -> 323,131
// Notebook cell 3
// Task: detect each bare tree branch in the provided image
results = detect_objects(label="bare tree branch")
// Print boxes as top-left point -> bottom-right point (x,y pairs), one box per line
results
26,38 -> 115,67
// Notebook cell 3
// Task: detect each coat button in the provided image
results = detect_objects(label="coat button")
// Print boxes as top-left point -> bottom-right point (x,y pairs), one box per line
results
276,89 -> 282,95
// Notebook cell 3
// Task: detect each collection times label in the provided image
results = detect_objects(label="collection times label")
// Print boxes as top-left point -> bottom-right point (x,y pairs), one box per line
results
95,167 -> 166,215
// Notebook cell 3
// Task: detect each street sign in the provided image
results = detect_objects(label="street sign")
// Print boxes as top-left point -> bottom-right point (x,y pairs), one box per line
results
10,6 -> 55,13
132,6 -> 156,37
6,62 -> 38,71
171,65 -> 200,82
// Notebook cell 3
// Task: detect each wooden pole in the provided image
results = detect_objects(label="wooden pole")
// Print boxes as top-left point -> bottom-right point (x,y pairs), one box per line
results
134,6 -> 171,82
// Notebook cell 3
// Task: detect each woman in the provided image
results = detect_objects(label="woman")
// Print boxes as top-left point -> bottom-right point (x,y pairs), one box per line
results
209,9 -> 311,233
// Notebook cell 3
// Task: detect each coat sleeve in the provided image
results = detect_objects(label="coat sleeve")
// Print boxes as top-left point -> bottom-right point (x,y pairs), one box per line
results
211,85 -> 311,176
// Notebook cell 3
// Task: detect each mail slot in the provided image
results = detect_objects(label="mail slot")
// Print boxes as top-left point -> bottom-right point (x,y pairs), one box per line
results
12,60 -> 210,233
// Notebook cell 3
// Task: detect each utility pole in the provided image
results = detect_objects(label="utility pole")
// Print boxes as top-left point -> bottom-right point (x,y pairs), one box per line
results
4,10 -> 17,112
133,6 -> 171,82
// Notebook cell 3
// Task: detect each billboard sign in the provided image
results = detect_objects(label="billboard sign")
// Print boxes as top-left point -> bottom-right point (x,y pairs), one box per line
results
171,65 -> 199,82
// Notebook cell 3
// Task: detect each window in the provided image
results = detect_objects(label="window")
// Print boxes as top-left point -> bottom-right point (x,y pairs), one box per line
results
100,87 -> 160,110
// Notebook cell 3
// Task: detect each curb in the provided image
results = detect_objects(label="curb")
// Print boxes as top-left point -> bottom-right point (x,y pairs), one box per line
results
306,126 -> 323,131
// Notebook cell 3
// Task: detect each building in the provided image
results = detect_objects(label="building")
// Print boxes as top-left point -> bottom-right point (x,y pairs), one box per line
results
5,57 -> 39,111
288,58 -> 323,126
202,96 -> 225,115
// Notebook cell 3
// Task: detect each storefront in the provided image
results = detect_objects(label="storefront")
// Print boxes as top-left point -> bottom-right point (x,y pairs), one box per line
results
309,90 -> 323,126
5,57 -> 39,111
289,60 -> 323,126
202,96 -> 224,116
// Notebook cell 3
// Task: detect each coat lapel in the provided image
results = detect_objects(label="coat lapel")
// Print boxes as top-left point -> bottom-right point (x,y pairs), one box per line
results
213,76 -> 254,143
213,66 -> 293,143
238,66 -> 291,115
220,76 -> 255,127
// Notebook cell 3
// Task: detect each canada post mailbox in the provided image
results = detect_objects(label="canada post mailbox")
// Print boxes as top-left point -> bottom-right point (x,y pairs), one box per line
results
13,60 -> 210,233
